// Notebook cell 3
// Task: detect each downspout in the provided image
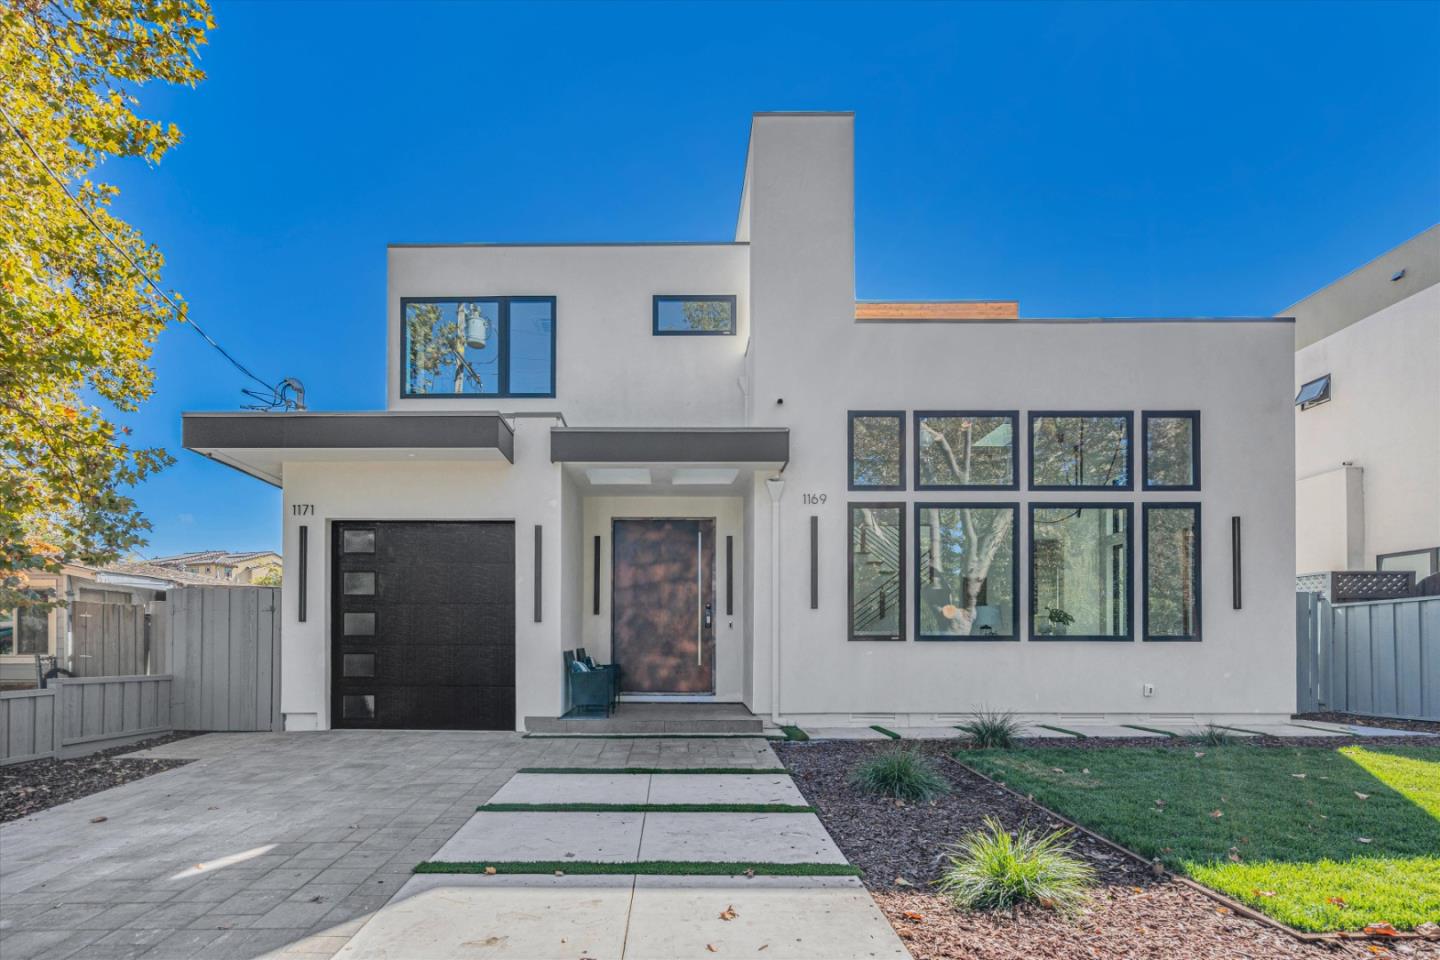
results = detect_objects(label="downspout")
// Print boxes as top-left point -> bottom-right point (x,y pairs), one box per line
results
765,477 -> 786,726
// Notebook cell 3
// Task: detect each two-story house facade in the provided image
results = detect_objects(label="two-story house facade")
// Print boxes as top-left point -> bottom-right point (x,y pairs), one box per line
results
183,112 -> 1296,732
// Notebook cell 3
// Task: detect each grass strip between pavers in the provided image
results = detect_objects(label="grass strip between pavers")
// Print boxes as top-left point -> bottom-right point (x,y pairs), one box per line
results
523,733 -> 779,740
1035,723 -> 1088,739
478,802 -> 814,813
517,767 -> 789,775
870,725 -> 902,739
1120,723 -> 1181,737
416,860 -> 860,877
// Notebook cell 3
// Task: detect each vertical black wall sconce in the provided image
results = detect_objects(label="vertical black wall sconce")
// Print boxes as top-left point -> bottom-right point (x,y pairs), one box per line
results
1231,516 -> 1242,610
592,535 -> 601,615
298,525 -> 308,622
534,525 -> 543,622
810,515 -> 819,610
725,535 -> 734,615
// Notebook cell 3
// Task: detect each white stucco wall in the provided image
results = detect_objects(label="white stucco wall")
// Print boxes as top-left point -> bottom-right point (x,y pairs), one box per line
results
278,418 -> 563,731
743,114 -> 1296,721
386,244 -> 750,426
1294,283 -> 1440,570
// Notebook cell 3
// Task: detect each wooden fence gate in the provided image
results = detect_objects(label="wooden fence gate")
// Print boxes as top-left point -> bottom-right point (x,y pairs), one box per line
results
164,586 -> 281,732
69,601 -> 154,677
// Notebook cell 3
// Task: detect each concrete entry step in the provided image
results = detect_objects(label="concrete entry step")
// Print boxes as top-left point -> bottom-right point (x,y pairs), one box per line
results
526,701 -> 765,734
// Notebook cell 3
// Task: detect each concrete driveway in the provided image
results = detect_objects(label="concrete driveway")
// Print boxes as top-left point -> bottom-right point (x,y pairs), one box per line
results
0,732 -> 781,960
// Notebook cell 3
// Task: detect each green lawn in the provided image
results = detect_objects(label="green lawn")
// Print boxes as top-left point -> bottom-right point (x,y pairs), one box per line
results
960,744 -> 1440,932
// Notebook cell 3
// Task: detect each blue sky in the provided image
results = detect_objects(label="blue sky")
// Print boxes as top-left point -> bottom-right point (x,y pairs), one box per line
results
107,0 -> 1439,557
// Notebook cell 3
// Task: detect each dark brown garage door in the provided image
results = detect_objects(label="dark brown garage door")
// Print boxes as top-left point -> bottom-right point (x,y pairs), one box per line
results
332,521 -> 515,730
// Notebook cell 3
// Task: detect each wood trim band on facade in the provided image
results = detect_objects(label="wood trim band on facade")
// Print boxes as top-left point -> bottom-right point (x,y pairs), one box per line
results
855,300 -> 1019,321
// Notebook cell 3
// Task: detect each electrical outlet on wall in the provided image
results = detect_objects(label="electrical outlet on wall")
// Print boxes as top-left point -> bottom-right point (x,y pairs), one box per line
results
1143,683 -> 1155,698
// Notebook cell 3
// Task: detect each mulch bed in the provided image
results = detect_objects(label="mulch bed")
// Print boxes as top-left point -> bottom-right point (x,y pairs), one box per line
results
1,732 -> 199,824
1296,711 -> 1440,735
776,740 -> 1440,959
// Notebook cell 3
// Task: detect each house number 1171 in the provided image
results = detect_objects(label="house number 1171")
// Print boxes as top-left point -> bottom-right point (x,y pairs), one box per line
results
291,504 -> 315,516
802,493 -> 827,505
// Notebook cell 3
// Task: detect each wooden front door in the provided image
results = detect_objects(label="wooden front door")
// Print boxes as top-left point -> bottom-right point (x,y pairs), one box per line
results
612,518 -> 716,694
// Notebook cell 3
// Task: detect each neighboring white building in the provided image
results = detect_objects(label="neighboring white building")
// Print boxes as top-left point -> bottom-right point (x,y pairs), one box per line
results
184,113 -> 1296,732
1289,225 -> 1440,580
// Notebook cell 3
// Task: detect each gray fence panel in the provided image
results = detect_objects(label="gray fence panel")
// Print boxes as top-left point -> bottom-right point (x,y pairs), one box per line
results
1299,595 -> 1440,722
162,586 -> 281,733
0,688 -> 62,764
0,677 -> 173,765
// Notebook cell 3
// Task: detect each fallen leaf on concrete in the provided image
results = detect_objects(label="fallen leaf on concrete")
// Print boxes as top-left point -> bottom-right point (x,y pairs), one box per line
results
720,905 -> 738,921
90,816 -> 107,823
706,944 -> 718,953
554,870 -> 565,876
744,868 -> 755,879
483,866 -> 497,875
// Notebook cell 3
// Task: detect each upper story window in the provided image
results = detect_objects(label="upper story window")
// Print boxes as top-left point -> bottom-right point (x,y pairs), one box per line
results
1142,411 -> 1200,491
401,297 -> 555,398
915,411 -> 1018,490
1294,373 -> 1331,410
653,295 -> 736,336
849,411 -> 906,490
1029,412 -> 1133,490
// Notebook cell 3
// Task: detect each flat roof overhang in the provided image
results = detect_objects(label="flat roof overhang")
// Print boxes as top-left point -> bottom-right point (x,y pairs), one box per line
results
550,427 -> 789,466
183,411 -> 514,486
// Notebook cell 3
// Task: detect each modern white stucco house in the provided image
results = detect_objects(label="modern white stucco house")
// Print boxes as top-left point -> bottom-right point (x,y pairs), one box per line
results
183,112 -> 1296,732
1289,225 -> 1440,581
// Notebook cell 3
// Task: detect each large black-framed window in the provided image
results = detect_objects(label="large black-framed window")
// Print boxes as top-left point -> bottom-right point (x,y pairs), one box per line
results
1029,503 -> 1133,641
849,503 -> 905,641
1028,412 -> 1133,491
915,503 -> 1019,641
400,296 -> 556,398
1143,503 -> 1201,642
653,295 -> 737,336
1142,411 -> 1200,491
914,411 -> 1019,491
849,411 -> 906,490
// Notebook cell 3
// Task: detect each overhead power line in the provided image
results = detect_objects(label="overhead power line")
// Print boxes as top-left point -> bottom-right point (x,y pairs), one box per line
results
0,103 -> 304,410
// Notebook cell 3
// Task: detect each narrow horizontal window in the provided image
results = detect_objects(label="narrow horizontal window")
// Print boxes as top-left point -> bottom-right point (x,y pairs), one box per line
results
916,504 -> 1018,640
1144,504 -> 1201,641
1376,547 -> 1439,579
401,297 -> 555,397
1294,374 -> 1331,410
915,412 -> 1018,489
849,503 -> 905,641
343,572 -> 375,596
342,653 -> 376,678
341,694 -> 375,720
1030,504 -> 1132,641
653,295 -> 736,335
849,411 -> 905,490
341,529 -> 375,554
1143,411 -> 1200,490
1029,412 -> 1133,490
342,612 -> 375,636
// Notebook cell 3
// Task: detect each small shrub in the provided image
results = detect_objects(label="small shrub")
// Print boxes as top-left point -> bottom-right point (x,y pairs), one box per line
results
848,749 -> 950,803
1197,724 -> 1236,746
956,709 -> 1023,749
937,817 -> 1094,914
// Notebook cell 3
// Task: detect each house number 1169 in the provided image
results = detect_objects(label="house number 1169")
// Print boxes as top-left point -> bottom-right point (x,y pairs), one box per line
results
802,493 -> 827,505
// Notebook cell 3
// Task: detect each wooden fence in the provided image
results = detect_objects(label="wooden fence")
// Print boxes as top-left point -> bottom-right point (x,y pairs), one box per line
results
69,601 -> 159,677
164,586 -> 281,733
0,675 -> 174,765
1297,593 -> 1440,721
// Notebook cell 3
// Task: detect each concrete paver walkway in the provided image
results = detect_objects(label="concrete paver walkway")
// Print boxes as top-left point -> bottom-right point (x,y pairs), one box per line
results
336,750 -> 905,959
0,732 -> 780,960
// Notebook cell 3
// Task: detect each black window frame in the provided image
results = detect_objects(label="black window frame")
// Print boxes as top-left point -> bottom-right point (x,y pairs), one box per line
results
913,502 -> 1020,642
399,295 -> 557,399
1142,502 -> 1202,642
1028,411 -> 1135,492
848,410 -> 907,491
652,295 -> 737,336
1028,502 -> 1134,642
1141,410 -> 1201,492
1294,373 -> 1331,410
1376,546 -> 1440,578
913,410 -> 1020,491
848,502 -> 906,642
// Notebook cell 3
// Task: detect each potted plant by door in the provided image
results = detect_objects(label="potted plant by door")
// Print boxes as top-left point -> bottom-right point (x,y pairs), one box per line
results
1044,607 -> 1075,637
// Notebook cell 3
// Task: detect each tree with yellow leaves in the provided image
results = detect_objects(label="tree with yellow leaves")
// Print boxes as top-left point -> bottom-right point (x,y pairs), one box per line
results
1,0 -> 214,608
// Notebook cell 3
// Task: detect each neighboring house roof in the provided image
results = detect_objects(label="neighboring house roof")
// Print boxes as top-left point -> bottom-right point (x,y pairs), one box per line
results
100,561 -> 235,587
149,550 -> 280,568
